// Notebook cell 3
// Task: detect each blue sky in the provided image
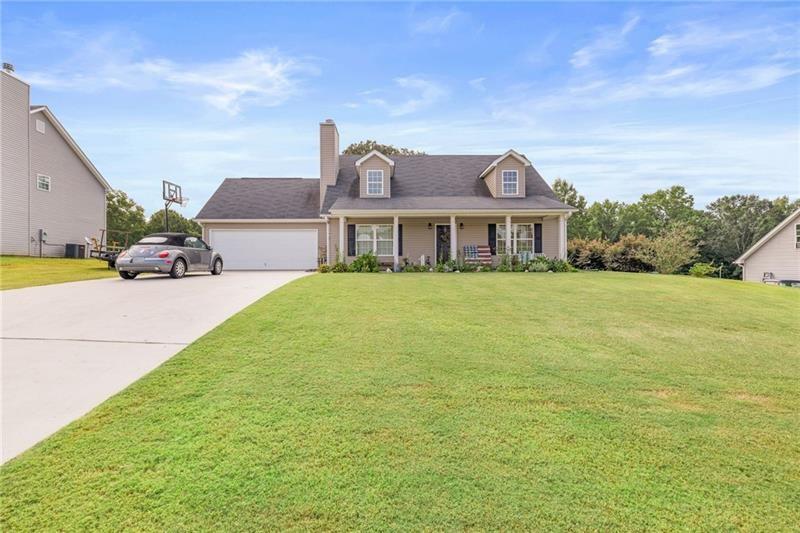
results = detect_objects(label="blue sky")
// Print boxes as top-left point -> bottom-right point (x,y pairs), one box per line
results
3,2 -> 798,215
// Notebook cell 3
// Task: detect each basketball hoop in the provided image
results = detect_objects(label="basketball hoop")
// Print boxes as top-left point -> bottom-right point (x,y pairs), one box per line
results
162,180 -> 187,232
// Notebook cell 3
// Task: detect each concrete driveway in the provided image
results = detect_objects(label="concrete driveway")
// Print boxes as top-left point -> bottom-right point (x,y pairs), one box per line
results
1,271 -> 309,463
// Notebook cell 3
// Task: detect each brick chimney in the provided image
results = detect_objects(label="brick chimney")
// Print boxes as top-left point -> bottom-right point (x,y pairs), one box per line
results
319,119 -> 339,209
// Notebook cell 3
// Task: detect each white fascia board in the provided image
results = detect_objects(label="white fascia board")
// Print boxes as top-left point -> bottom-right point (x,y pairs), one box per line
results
354,150 -> 395,167
734,208 -> 800,264
479,149 -> 532,179
328,208 -> 575,217
30,106 -> 111,191
194,218 -> 325,223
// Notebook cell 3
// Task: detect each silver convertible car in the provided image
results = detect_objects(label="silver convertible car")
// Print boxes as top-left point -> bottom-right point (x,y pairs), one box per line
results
116,233 -> 224,280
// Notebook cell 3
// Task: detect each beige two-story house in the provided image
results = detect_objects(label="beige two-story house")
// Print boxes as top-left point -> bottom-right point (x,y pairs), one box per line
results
196,119 -> 574,270
1,67 -> 110,257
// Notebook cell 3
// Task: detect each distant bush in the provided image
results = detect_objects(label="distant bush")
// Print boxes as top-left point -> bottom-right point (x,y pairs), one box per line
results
348,252 -> 379,273
317,264 -> 331,273
636,225 -> 699,274
604,235 -> 654,272
569,238 -> 608,270
688,262 -> 718,277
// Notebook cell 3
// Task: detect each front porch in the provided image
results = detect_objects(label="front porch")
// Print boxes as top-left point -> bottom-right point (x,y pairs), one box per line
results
326,213 -> 568,269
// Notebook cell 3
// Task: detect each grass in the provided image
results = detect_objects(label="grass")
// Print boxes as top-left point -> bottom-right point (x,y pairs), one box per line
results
0,255 -> 117,290
2,272 -> 799,530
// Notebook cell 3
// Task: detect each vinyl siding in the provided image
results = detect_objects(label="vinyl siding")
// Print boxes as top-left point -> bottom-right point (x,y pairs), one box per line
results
482,156 -> 526,198
0,71 -> 31,255
741,212 -> 800,282
201,222 -> 327,263
330,215 -> 561,264
358,155 -> 392,198
28,113 -> 106,257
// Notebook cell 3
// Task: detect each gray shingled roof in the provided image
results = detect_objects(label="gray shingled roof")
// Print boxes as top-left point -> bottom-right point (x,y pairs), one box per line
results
195,178 -> 320,219
322,155 -> 571,213
197,155 -> 571,219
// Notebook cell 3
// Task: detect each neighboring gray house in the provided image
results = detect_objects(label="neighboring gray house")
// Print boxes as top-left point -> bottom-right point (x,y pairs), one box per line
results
735,208 -> 800,283
1,67 -> 110,257
197,119 -> 574,270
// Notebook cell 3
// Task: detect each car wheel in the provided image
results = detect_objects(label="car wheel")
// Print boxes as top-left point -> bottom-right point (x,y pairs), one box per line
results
119,271 -> 138,280
170,258 -> 187,279
211,258 -> 223,275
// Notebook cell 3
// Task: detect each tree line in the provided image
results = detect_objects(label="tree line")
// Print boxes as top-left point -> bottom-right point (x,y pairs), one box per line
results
105,190 -> 202,248
553,179 -> 799,278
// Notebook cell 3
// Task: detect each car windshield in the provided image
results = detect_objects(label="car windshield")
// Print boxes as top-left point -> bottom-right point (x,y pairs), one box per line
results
138,236 -> 168,244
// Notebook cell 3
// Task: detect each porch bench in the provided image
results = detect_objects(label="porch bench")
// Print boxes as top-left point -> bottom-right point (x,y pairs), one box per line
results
464,245 -> 492,265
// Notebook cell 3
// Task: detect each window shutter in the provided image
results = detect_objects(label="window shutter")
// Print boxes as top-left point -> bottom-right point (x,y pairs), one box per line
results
398,224 -> 403,256
488,224 -> 497,255
534,223 -> 543,254
347,224 -> 356,256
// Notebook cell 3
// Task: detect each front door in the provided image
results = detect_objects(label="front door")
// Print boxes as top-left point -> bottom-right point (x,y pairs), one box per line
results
436,225 -> 451,263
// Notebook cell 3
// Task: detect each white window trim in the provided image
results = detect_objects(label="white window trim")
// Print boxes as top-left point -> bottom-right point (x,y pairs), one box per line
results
497,223 -> 535,255
366,170 -> 384,196
501,170 -> 519,195
795,223 -> 799,249
36,174 -> 51,192
355,224 -> 393,256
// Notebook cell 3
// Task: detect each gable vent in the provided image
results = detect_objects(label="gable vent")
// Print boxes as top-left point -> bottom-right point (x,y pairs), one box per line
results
35,119 -> 46,134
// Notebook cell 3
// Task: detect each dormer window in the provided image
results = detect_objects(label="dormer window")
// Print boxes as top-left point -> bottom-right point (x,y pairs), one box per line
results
367,169 -> 384,195
502,170 -> 518,195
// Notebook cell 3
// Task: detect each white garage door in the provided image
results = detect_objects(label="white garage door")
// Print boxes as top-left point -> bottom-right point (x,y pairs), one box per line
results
209,229 -> 318,270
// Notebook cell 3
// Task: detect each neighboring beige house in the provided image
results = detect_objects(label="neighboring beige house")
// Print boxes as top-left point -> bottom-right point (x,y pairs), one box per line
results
196,119 -> 574,270
734,208 -> 800,283
1,67 -> 110,257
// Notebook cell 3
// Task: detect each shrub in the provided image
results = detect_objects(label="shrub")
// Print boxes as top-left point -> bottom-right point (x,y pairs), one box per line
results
547,259 -> 574,273
496,255 -> 513,272
317,264 -> 331,273
331,261 -> 349,273
604,235 -> 654,272
348,252 -> 379,272
689,262 -> 718,277
636,225 -> 699,274
528,261 -> 549,272
569,238 -> 608,270
402,262 -> 428,273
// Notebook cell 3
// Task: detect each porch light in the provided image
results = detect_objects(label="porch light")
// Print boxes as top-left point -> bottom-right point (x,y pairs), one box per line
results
459,222 -> 464,229
427,223 -> 432,229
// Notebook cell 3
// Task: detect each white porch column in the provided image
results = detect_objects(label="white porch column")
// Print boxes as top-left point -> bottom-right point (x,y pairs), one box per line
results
338,216 -> 346,262
325,217 -> 332,265
450,215 -> 457,261
393,215 -> 400,270
558,214 -> 566,259
505,215 -> 512,256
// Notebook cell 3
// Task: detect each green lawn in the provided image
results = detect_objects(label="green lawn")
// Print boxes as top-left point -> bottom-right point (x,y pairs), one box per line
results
0,255 -> 116,290
2,273 -> 798,530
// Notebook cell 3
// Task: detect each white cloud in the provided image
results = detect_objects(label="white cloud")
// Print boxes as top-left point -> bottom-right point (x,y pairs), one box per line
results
469,77 -> 487,91
411,8 -> 466,35
648,22 -> 788,57
365,76 -> 448,116
19,27 -> 316,115
571,15 -> 641,68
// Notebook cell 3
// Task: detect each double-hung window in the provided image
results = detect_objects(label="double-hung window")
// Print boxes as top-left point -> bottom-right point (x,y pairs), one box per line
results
497,223 -> 534,255
366,169 -> 384,195
356,224 -> 393,256
36,174 -> 51,192
501,170 -> 518,195
796,224 -> 800,249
